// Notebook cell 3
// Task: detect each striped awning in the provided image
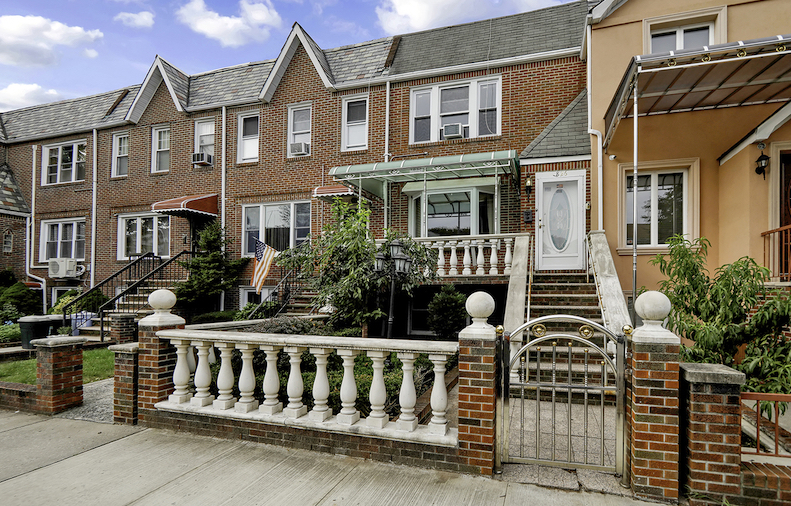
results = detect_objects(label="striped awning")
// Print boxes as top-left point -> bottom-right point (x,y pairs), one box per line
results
151,194 -> 218,217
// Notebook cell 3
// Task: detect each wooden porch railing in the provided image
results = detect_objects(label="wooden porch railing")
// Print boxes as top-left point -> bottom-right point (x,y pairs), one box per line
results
761,224 -> 791,282
741,392 -> 791,460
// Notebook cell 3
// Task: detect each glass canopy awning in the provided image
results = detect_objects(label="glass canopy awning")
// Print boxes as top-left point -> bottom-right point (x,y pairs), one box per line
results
604,34 -> 791,149
328,150 -> 520,198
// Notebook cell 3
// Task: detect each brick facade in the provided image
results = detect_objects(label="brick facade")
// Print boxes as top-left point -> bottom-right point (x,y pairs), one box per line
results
110,342 -> 139,425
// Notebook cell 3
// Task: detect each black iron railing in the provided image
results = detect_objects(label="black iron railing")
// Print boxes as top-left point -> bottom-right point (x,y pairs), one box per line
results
247,267 -> 303,319
62,252 -> 162,337
95,250 -> 197,339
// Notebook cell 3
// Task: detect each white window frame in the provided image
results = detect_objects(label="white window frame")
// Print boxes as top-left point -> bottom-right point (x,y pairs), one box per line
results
237,112 -> 259,163
3,230 -> 12,253
643,6 -> 727,54
194,119 -> 215,158
238,286 -> 271,310
39,218 -> 86,262
151,126 -> 170,173
650,22 -> 713,52
617,158 -> 700,255
287,103 -> 312,157
51,286 -> 78,309
111,132 -> 129,178
41,140 -> 87,185
409,76 -> 501,144
241,201 -> 311,256
116,212 -> 170,261
403,178 -> 499,238
341,95 -> 368,151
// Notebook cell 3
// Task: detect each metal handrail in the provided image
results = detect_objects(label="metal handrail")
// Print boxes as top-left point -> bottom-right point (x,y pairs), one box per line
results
526,233 -> 535,322
246,267 -> 301,320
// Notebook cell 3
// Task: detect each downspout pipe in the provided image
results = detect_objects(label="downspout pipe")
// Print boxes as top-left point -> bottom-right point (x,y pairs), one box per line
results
27,145 -> 46,313
384,80 -> 391,230
586,23 -> 604,231
220,106 -> 227,312
90,129 -> 98,287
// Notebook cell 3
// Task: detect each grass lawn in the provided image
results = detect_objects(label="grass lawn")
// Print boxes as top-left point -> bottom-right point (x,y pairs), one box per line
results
0,348 -> 115,385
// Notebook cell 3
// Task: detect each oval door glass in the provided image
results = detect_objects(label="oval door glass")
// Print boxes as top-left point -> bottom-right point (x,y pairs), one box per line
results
549,188 -> 571,251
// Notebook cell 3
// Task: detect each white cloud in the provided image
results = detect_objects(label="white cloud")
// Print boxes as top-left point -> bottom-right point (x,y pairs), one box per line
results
326,17 -> 369,39
0,15 -> 103,67
176,0 -> 282,48
0,83 -> 62,112
114,11 -> 155,29
375,0 -> 567,34
84,49 -> 99,58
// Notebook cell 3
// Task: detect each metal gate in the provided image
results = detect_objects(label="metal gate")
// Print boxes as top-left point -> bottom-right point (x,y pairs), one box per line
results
496,315 -> 627,480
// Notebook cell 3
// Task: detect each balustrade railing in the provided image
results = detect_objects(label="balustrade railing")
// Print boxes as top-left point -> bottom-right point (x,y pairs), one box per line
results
410,233 -> 528,277
741,392 -> 791,460
155,328 -> 459,443
762,225 -> 791,282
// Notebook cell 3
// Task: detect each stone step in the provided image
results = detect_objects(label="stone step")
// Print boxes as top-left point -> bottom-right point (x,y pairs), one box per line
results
530,294 -> 599,306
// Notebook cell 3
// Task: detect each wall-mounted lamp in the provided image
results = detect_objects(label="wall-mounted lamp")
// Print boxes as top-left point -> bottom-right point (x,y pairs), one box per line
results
525,177 -> 532,198
608,154 -> 617,161
756,142 -> 770,180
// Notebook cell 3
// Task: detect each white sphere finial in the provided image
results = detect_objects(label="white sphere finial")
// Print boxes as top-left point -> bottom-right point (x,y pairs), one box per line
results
149,289 -> 177,313
466,291 -> 495,320
634,291 -> 671,322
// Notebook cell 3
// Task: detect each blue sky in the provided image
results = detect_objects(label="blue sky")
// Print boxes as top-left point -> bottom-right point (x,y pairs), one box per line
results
0,0 -> 574,112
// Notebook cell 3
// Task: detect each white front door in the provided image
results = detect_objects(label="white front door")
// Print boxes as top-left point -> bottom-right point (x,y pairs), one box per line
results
536,169 -> 586,271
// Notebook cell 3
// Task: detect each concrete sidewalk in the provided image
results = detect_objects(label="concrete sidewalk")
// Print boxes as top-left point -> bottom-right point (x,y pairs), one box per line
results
0,409 -> 660,506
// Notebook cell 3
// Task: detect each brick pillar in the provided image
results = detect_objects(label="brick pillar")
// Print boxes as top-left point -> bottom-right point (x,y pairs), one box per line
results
680,363 -> 744,506
31,336 -> 87,414
457,291 -> 497,476
136,290 -> 185,425
110,342 -> 140,425
629,292 -> 681,503
110,314 -> 137,344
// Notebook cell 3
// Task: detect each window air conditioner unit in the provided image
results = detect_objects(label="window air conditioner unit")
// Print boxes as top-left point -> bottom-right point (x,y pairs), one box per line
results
442,123 -> 464,139
290,142 -> 310,156
48,258 -> 78,278
192,152 -> 213,166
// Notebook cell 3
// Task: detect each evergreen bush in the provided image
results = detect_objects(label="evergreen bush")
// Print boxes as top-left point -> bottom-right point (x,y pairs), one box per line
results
427,284 -> 468,340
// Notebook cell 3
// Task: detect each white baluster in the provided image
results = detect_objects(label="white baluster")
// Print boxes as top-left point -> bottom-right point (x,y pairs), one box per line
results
428,354 -> 449,435
235,344 -> 259,413
504,238 -> 513,275
448,242 -> 459,276
489,241 -> 499,275
462,242 -> 472,276
190,341 -> 215,407
213,342 -> 236,410
476,240 -> 485,275
367,350 -> 389,429
309,347 -> 332,422
259,345 -> 283,415
436,242 -> 446,277
397,352 -> 418,431
283,346 -> 307,418
336,349 -> 360,425
169,339 -> 192,404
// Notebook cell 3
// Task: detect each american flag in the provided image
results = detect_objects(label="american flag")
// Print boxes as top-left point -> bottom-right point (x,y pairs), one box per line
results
251,239 -> 277,294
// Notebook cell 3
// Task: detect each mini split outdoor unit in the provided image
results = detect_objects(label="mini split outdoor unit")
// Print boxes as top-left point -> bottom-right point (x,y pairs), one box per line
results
48,258 -> 80,278
442,123 -> 464,139
192,152 -> 213,166
290,142 -> 310,156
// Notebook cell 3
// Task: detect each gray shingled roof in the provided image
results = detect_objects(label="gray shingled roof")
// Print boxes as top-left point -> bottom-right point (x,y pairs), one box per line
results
159,57 -> 190,110
299,25 -> 335,84
0,163 -> 30,215
325,38 -> 392,85
0,86 -> 139,143
521,90 -> 591,159
189,61 -> 274,109
388,0 -> 588,76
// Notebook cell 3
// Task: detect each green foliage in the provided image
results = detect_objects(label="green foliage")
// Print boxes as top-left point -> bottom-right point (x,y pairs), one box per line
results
0,302 -> 21,323
0,269 -> 17,289
278,199 -> 436,328
247,316 -> 333,335
190,311 -> 237,324
427,284 -> 468,340
0,282 -> 42,315
651,235 -> 791,395
0,323 -> 21,343
233,301 -> 279,321
66,289 -> 110,314
176,221 -> 249,314
49,289 -> 79,315
56,326 -> 73,335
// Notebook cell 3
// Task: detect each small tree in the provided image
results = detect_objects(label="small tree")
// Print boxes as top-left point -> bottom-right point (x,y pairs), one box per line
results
427,284 -> 467,340
176,221 -> 248,315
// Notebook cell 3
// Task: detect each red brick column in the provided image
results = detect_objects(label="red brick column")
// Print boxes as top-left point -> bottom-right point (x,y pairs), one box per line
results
110,342 -> 140,425
110,314 -> 137,344
457,292 -> 497,475
31,336 -> 87,414
136,290 -> 185,424
680,363 -> 744,506
629,292 -> 681,503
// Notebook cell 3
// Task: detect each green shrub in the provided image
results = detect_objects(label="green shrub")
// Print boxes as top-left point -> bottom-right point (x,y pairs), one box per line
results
0,302 -> 21,323
49,289 -> 80,315
0,323 -> 21,343
233,301 -> 279,321
0,269 -> 17,288
427,284 -> 468,340
73,290 -> 110,313
191,311 -> 237,324
0,282 -> 42,315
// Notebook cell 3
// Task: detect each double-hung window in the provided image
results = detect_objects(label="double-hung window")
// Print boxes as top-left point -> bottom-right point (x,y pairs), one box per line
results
243,201 -> 310,254
195,119 -> 215,157
651,23 -> 712,52
112,132 -> 129,177
410,77 -> 501,144
238,113 -> 258,163
342,96 -> 368,151
43,141 -> 86,184
288,104 -> 311,156
151,126 -> 170,173
117,213 -> 170,260
40,219 -> 86,261
3,230 -> 12,254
